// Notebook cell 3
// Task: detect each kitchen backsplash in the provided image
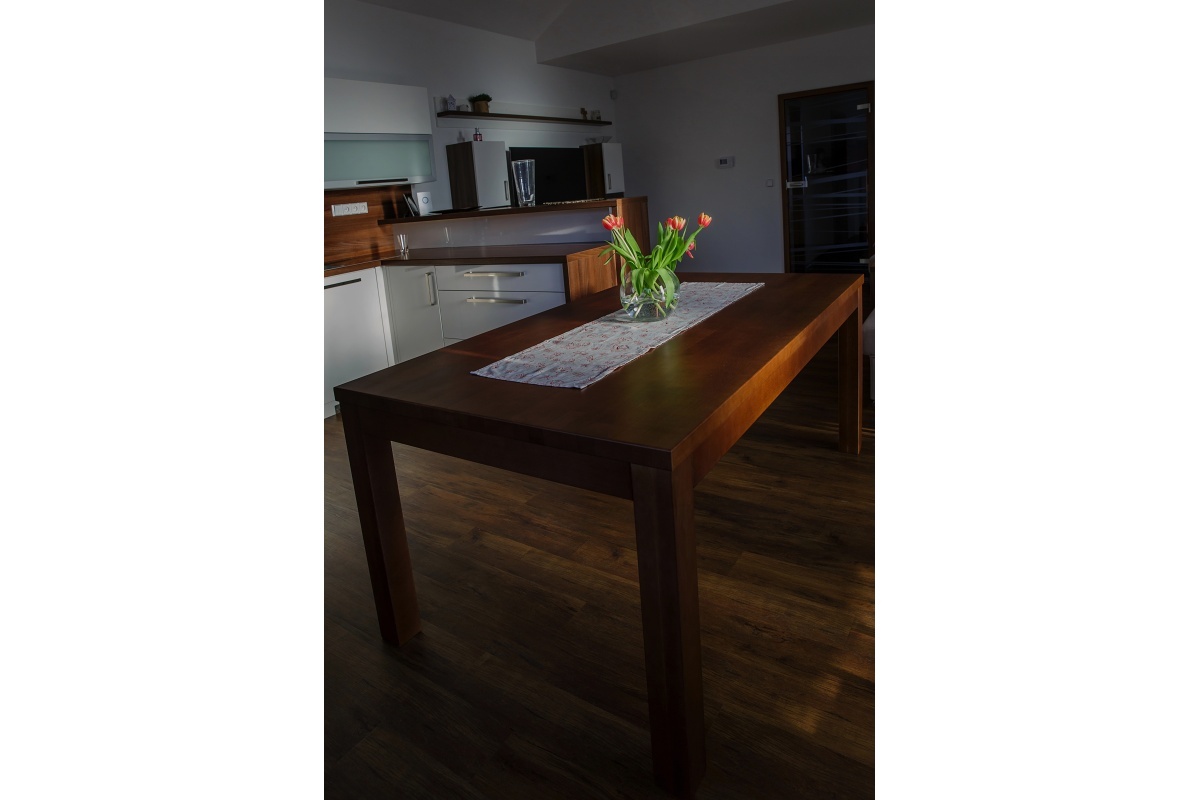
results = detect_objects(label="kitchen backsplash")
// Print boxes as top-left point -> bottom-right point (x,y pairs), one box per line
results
324,185 -> 414,264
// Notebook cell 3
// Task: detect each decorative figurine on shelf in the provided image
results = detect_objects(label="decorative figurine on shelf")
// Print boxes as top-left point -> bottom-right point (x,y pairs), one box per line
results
447,94 -> 456,112
580,107 -> 588,119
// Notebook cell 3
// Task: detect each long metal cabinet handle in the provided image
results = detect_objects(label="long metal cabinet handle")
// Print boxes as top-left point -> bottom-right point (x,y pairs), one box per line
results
466,297 -> 527,304
504,180 -> 509,202
424,271 -> 437,306
462,271 -> 525,278
607,173 -> 612,191
324,277 -> 362,290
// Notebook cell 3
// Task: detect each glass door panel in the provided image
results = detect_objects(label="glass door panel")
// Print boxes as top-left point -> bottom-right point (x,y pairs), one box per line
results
781,85 -> 872,275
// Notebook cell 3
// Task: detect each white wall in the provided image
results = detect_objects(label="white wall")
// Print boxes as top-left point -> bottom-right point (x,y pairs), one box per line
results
325,0 -> 873,270
616,25 -> 874,273
326,0 -> 618,213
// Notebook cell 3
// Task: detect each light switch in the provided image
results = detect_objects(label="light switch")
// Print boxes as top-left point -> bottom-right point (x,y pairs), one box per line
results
716,156 -> 735,169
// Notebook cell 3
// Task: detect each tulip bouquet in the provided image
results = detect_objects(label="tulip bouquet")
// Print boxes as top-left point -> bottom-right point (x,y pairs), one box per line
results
600,212 -> 713,321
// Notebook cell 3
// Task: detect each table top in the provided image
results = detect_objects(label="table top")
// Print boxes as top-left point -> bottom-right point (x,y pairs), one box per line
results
334,272 -> 862,475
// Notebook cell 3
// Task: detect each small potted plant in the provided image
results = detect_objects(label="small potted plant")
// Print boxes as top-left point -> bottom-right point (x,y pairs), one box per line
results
468,93 -> 491,113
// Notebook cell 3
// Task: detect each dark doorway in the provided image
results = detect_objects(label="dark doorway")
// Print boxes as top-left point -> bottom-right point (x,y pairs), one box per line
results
779,82 -> 874,284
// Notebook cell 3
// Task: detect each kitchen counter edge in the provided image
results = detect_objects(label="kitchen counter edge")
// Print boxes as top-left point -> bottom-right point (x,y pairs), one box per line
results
325,242 -> 608,277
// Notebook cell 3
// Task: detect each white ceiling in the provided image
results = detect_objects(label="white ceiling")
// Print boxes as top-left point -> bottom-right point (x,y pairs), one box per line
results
356,0 -> 874,76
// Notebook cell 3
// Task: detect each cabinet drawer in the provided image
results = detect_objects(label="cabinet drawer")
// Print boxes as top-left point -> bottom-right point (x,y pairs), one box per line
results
438,290 -> 565,341
434,263 -> 565,293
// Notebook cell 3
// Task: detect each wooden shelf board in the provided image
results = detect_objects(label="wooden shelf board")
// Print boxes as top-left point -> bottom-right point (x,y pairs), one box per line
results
436,111 -> 611,126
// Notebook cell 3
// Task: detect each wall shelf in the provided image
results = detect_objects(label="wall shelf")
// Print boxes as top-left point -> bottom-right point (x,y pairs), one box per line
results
436,111 -> 611,127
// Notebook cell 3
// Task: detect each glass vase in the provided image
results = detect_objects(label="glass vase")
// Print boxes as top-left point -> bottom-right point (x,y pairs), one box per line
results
620,267 -> 680,322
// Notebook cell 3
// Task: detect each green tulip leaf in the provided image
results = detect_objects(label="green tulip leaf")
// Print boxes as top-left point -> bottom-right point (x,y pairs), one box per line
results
656,267 -> 676,307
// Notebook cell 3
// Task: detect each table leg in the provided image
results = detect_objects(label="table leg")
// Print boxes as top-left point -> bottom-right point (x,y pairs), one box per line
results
341,405 -> 422,645
838,290 -> 863,455
631,462 -> 706,798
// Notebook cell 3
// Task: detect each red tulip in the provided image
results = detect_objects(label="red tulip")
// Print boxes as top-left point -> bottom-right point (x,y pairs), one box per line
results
602,214 -> 624,231
685,241 -> 696,258
666,215 -> 686,231
697,213 -> 712,228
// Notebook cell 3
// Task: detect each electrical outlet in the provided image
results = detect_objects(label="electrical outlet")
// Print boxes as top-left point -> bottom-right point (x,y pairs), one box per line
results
331,202 -> 369,217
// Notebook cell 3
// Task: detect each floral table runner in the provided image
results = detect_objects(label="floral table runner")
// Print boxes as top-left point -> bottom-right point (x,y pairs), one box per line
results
471,281 -> 764,389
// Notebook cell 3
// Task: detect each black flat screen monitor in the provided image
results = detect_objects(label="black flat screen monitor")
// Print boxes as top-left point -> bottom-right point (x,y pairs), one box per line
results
508,147 -> 587,204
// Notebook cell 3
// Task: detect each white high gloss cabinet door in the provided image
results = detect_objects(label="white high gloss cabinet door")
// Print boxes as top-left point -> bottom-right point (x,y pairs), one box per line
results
472,141 -> 511,208
383,265 -> 445,363
600,143 -> 624,195
325,270 -> 391,418
434,263 -> 565,292
437,290 -> 565,341
324,78 -> 432,134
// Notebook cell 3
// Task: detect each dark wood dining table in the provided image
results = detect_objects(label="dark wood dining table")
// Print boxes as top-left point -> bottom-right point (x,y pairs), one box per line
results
334,272 -> 863,797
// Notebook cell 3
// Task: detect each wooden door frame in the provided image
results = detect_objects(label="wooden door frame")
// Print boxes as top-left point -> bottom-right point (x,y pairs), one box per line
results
777,81 -> 874,274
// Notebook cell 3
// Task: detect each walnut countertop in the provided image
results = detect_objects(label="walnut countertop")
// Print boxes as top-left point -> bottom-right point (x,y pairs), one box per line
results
325,242 -> 608,277
377,197 -> 625,226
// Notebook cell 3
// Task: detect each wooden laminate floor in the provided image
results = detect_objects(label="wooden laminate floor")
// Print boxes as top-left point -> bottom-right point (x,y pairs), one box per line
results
325,336 -> 875,799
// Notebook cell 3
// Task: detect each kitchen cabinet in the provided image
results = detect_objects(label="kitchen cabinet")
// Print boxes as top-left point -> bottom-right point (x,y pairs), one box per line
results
323,199 -> 652,415
564,245 -> 616,301
446,140 -> 511,210
324,78 -> 435,191
434,264 -> 566,344
582,142 -> 624,197
325,78 -> 431,135
324,268 -> 391,418
382,264 -> 445,363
